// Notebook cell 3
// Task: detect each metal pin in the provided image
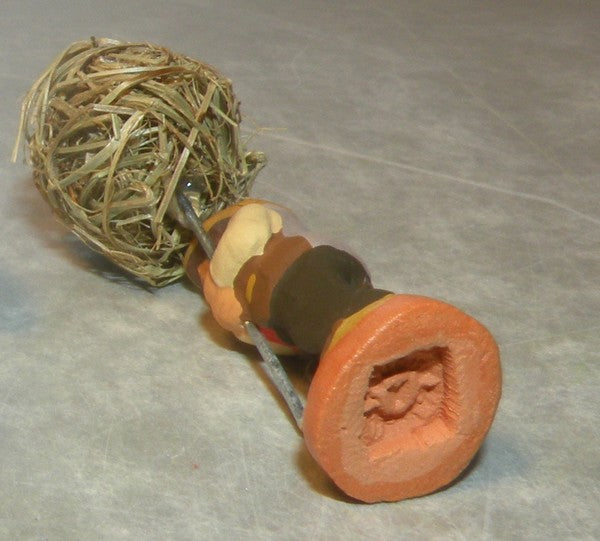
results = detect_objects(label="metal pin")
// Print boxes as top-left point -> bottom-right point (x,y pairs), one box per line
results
177,192 -> 304,429
177,191 -> 214,259
244,321 -> 304,428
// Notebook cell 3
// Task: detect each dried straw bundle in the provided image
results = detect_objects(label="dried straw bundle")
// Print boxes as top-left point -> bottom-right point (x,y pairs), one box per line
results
14,37 -> 266,286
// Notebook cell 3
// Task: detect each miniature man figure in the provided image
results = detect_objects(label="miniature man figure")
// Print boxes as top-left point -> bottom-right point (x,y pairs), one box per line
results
184,199 -> 502,503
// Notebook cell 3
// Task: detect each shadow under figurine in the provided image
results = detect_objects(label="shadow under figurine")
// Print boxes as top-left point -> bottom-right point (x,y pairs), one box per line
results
182,198 -> 502,503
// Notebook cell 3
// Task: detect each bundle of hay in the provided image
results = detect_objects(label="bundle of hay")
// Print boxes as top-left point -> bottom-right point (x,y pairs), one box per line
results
14,37 -> 265,286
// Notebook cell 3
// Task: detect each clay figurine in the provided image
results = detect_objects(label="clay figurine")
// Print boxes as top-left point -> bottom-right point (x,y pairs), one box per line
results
182,197 -> 502,503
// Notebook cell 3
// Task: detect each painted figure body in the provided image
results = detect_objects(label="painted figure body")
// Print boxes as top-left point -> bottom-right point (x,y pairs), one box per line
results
183,199 -> 502,503
184,200 -> 391,356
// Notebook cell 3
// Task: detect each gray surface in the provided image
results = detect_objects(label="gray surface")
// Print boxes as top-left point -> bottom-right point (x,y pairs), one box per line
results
1,1 -> 599,539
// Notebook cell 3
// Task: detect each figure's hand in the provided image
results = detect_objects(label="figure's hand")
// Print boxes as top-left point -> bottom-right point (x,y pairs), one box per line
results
199,260 -> 252,344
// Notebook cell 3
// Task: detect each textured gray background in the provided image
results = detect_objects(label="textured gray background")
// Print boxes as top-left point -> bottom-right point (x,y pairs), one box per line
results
1,1 -> 599,539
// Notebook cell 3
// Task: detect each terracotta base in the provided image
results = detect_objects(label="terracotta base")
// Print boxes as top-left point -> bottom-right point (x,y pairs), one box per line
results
302,294 -> 501,503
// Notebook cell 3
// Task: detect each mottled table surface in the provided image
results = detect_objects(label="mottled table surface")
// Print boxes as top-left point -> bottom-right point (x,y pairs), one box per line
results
2,1 -> 598,539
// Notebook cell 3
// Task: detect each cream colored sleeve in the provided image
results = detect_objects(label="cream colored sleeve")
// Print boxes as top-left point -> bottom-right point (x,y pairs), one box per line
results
209,203 -> 283,288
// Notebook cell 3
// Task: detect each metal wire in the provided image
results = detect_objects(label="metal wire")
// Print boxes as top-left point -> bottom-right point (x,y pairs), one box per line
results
244,321 -> 304,428
176,192 -> 304,429
177,191 -> 214,259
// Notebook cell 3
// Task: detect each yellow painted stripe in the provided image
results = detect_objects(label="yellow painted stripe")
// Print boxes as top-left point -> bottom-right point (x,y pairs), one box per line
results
245,273 -> 257,304
202,198 -> 267,232
323,294 -> 394,355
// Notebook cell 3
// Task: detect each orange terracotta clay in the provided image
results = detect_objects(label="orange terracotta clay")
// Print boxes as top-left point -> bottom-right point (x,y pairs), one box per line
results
185,201 -> 501,502
198,259 -> 251,344
302,294 -> 501,503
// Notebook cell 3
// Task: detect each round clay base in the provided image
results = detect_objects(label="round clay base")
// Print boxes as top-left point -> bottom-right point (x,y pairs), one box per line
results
302,294 -> 501,503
